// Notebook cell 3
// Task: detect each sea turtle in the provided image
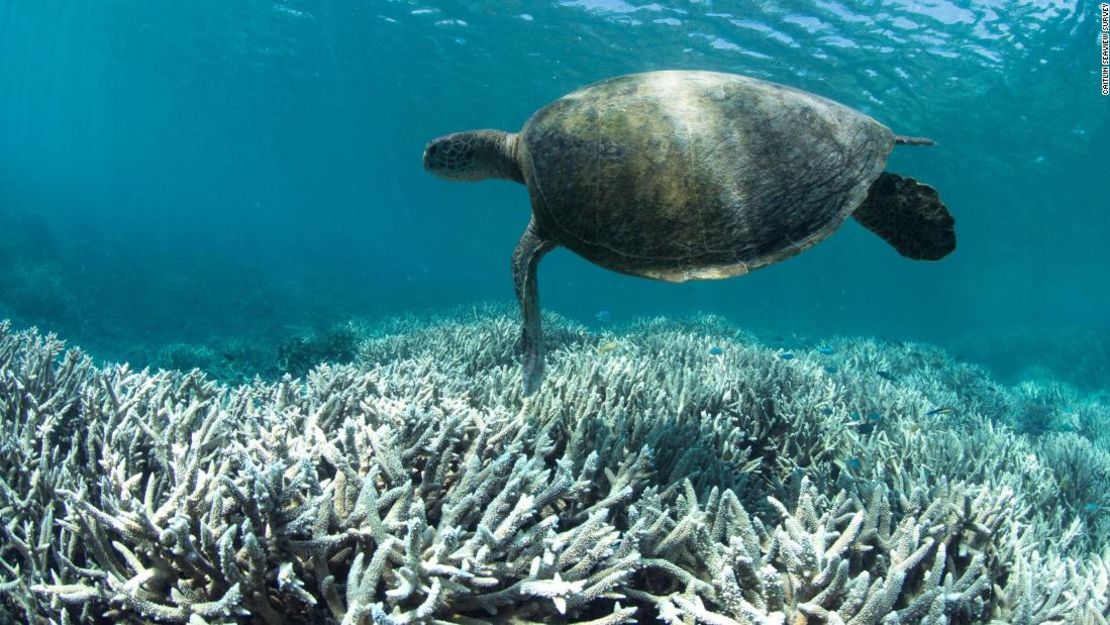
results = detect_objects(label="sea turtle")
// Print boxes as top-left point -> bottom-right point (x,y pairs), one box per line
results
423,70 -> 955,396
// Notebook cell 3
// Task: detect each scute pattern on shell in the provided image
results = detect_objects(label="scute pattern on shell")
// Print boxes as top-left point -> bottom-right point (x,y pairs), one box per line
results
519,71 -> 895,281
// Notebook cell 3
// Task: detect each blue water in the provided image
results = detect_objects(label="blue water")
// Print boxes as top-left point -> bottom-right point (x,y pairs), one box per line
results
0,0 -> 1106,388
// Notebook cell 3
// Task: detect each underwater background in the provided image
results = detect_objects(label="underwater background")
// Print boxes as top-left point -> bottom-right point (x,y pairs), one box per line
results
1,0 -> 1107,390
4,2 -> 1110,624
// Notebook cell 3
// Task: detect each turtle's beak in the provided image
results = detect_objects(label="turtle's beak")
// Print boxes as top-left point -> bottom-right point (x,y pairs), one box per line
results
422,138 -> 447,175
422,144 -> 433,171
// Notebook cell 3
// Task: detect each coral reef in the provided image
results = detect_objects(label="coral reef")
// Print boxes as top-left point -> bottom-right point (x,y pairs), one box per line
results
276,323 -> 361,379
955,326 -> 1110,394
1,311 -> 1108,624
152,338 -> 278,385
137,322 -> 364,386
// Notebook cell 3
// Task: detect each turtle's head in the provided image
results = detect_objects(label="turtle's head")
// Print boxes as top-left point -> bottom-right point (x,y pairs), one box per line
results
423,130 -> 522,183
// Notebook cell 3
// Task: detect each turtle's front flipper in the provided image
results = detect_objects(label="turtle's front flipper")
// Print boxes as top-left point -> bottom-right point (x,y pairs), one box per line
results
854,172 -> 956,261
512,221 -> 556,396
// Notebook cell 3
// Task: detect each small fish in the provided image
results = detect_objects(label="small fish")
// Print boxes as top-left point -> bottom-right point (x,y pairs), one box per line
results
708,346 -> 724,356
876,370 -> 895,381
1084,502 -> 1101,514
925,406 -> 955,416
823,365 -> 839,374
849,412 -> 881,434
594,310 -> 612,323
819,407 -> 833,416
815,345 -> 834,355
778,351 -> 795,361
597,340 -> 620,354
845,457 -> 863,472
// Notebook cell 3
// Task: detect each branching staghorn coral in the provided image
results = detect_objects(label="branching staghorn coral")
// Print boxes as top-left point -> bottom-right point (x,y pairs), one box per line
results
625,476 -> 1010,625
2,312 -> 1109,624
2,343 -> 645,624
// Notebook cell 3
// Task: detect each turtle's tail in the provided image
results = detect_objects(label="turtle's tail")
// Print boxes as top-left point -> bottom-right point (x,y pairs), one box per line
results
895,135 -> 935,146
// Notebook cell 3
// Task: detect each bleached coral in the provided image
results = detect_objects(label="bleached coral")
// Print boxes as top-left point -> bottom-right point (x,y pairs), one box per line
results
1,312 -> 1107,624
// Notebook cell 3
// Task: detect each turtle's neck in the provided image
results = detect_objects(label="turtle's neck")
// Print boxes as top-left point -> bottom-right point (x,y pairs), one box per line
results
470,130 -> 523,183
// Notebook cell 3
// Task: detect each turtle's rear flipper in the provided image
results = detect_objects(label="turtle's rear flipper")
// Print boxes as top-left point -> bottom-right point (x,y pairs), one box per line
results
853,172 -> 955,260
